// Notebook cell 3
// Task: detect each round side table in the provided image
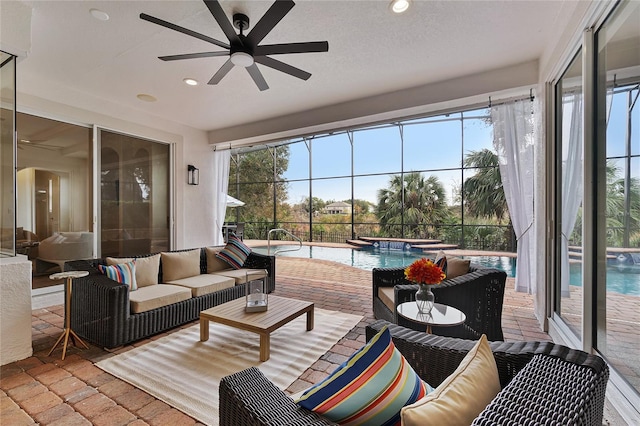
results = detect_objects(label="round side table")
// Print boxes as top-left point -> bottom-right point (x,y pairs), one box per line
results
397,302 -> 466,334
48,271 -> 90,360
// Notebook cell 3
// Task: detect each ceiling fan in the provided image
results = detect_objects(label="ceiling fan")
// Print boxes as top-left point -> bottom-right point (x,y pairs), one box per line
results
140,0 -> 329,91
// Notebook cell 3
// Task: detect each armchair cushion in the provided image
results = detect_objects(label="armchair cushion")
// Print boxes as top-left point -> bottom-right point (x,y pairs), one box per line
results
400,334 -> 500,426
435,251 -> 470,279
107,254 -> 160,287
296,325 -> 431,425
161,249 -> 200,281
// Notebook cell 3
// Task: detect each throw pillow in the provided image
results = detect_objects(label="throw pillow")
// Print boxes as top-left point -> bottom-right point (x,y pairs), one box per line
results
216,234 -> 252,270
434,251 -> 448,276
107,254 -> 160,287
400,334 -> 501,426
205,246 -> 235,273
160,249 -> 201,282
98,260 -> 137,291
296,325 -> 432,425
434,250 -> 471,279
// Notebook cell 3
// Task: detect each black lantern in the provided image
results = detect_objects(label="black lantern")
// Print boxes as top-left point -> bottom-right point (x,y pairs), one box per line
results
187,164 -> 199,185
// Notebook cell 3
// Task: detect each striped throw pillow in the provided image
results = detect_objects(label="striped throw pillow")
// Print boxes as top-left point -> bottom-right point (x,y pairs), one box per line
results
216,233 -> 252,270
98,260 -> 137,291
435,251 -> 448,276
296,325 -> 432,425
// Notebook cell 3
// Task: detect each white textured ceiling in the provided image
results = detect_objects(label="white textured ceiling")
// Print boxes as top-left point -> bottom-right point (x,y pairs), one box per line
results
14,0 -> 579,136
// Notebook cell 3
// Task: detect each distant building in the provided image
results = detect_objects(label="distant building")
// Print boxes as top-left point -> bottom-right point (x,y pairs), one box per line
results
323,201 -> 352,215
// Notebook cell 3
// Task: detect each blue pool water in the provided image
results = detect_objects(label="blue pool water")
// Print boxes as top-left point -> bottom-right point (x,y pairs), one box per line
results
254,245 -> 640,296
253,245 -> 517,276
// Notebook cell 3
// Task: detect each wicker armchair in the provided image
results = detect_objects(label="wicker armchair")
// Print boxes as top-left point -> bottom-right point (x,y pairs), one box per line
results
373,265 -> 507,340
219,320 -> 609,426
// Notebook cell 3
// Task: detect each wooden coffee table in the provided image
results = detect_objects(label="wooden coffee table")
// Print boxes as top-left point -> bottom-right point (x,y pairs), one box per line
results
199,295 -> 314,361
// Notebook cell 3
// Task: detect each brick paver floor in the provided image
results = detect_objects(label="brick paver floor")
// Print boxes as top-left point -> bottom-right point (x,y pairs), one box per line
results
2,255 -> 617,425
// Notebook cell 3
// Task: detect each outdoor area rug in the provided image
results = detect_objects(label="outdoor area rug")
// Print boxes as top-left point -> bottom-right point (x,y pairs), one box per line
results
96,308 -> 362,425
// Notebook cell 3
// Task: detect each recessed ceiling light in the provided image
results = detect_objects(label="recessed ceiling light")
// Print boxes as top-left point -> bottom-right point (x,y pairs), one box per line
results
90,8 -> 110,21
137,93 -> 157,102
389,0 -> 410,14
183,78 -> 199,86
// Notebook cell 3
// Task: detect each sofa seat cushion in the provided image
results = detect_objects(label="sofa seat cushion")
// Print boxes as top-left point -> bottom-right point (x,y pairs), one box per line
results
129,284 -> 192,314
213,268 -> 267,285
166,274 -> 235,297
378,287 -> 395,312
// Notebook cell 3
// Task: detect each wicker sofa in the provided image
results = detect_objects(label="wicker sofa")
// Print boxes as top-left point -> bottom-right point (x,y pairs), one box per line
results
373,264 -> 507,340
65,247 -> 275,349
219,320 -> 609,426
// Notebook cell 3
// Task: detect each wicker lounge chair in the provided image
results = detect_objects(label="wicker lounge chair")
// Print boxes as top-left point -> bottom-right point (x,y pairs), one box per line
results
373,264 -> 507,340
219,320 -> 609,426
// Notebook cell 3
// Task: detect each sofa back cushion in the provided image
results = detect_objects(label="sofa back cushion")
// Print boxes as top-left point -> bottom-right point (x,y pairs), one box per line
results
107,254 -> 160,287
205,246 -> 234,273
161,249 -> 201,282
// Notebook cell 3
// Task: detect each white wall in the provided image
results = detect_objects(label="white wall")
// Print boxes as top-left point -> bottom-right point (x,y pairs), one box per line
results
0,256 -> 32,366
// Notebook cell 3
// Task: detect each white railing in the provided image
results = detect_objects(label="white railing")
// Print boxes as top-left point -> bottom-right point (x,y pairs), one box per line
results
267,228 -> 302,255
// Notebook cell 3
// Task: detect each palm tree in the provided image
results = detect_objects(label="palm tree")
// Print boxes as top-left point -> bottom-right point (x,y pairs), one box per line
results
376,172 -> 450,238
462,149 -> 508,224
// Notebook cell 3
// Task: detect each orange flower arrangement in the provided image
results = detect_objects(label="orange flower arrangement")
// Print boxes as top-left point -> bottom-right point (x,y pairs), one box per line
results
404,258 -> 446,285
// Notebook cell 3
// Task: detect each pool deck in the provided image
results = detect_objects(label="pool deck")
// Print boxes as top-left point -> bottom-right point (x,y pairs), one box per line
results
0,240 -> 631,425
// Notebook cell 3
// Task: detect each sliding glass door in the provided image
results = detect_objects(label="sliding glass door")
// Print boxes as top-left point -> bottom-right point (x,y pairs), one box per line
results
97,129 -> 170,257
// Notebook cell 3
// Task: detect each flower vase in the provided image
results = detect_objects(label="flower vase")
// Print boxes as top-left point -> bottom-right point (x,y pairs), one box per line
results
415,284 -> 435,314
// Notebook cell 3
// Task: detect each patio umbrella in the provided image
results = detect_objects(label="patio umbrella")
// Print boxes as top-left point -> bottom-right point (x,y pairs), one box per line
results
226,194 -> 245,207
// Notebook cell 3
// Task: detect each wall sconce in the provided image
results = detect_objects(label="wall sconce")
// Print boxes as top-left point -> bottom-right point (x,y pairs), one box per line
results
187,164 -> 199,185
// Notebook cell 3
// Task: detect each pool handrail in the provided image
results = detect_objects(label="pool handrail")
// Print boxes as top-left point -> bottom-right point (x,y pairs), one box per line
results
267,228 -> 302,256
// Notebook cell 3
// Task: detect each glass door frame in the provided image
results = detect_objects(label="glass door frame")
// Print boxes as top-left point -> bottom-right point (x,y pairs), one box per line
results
93,125 -> 174,257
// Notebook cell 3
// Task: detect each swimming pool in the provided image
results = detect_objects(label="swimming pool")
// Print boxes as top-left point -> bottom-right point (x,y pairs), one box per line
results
253,245 -> 640,296
253,245 -> 517,277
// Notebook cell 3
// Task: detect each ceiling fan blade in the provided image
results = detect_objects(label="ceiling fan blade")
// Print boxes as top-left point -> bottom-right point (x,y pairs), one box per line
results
208,59 -> 234,85
255,56 -> 311,80
203,0 -> 241,45
254,41 -> 329,56
140,13 -> 229,49
246,64 -> 269,91
247,0 -> 295,46
159,51 -> 229,61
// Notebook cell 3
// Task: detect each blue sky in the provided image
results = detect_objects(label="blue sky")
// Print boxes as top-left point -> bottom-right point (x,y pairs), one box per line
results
280,87 -> 638,207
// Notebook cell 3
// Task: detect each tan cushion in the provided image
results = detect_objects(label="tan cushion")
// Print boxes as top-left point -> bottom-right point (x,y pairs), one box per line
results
400,334 -> 500,426
447,257 -> 471,279
205,246 -> 233,273
166,274 -> 235,297
129,284 -> 191,314
379,287 -> 396,312
107,254 -> 160,287
213,268 -> 267,285
161,249 -> 201,281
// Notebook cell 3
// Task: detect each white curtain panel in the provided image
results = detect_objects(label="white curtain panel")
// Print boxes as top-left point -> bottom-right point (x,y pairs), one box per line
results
560,91 -> 583,297
212,149 -> 231,246
492,101 -> 536,293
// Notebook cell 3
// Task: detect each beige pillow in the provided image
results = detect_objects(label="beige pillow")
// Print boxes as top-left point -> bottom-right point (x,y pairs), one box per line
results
400,334 -> 500,426
161,249 -> 201,282
447,257 -> 471,279
435,250 -> 470,279
106,254 -> 160,287
205,246 -> 234,273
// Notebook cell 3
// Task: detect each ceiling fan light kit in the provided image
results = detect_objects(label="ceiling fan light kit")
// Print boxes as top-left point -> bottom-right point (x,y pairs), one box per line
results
140,0 -> 329,91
